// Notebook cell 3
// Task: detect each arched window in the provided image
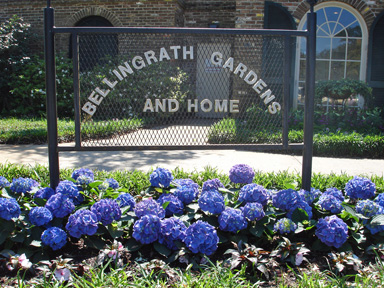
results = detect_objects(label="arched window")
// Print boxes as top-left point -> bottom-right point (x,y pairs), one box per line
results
294,2 -> 368,108
70,16 -> 118,71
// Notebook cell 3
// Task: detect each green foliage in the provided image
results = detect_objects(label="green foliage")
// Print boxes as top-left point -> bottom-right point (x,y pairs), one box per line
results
7,54 -> 74,117
0,15 -> 40,116
316,79 -> 373,105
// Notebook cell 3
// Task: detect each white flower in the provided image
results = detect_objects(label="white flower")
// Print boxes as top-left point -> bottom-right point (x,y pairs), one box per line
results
295,252 -> 304,266
54,268 -> 71,282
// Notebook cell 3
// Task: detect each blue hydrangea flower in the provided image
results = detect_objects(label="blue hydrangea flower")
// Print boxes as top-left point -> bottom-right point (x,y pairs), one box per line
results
317,194 -> 344,214
56,180 -> 79,199
41,227 -> 67,250
229,164 -> 255,184
356,200 -> 383,218
149,168 -> 173,188
375,193 -> 384,207
238,183 -> 269,206
71,168 -> 94,185
323,188 -> 344,202
34,187 -> 55,201
286,199 -> 313,220
298,188 -> 322,205
134,198 -> 165,219
0,197 -> 21,220
345,177 -> 376,200
45,194 -> 75,218
10,177 -> 39,193
105,178 -> 119,189
72,192 -> 84,206
219,207 -> 247,233
274,218 -> 297,234
241,202 -> 265,221
198,189 -> 225,214
272,189 -> 302,211
184,220 -> 219,255
202,178 -> 224,194
91,199 -> 121,225
0,176 -> 10,189
315,215 -> 348,248
29,207 -> 52,226
65,209 -> 99,238
116,193 -> 135,211
157,193 -> 184,216
173,179 -> 199,204
159,217 -> 187,250
132,214 -> 161,244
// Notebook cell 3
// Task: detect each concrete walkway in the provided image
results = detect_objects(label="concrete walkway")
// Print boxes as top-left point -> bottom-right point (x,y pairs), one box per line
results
0,144 -> 383,177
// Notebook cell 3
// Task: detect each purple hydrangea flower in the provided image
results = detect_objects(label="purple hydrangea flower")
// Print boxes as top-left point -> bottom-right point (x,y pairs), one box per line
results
241,202 -> 265,221
173,179 -> 199,204
323,188 -> 344,202
345,177 -> 376,200
41,227 -> 67,250
0,197 -> 20,220
375,193 -> 384,207
202,179 -> 224,194
184,220 -> 219,255
286,199 -> 313,220
272,189 -> 302,211
274,218 -> 297,234
298,188 -> 322,205
56,180 -> 79,199
10,177 -> 39,193
219,207 -> 247,233
71,168 -> 94,185
157,193 -> 184,216
229,164 -> 255,184
356,200 -> 383,218
149,168 -> 173,188
238,183 -> 269,206
91,199 -> 121,225
0,176 -> 10,189
34,187 -> 55,201
132,214 -> 161,244
134,198 -> 165,219
159,217 -> 187,250
29,207 -> 52,226
315,215 -> 348,248
198,189 -> 225,214
116,193 -> 135,211
66,209 -> 99,238
45,194 -> 75,218
317,194 -> 344,214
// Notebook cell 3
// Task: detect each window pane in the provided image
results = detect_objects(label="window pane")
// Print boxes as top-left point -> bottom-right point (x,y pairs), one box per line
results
346,21 -> 362,37
330,61 -> 345,79
325,7 -> 342,23
346,62 -> 360,80
300,38 -> 306,58
339,9 -> 355,27
316,60 -> 330,80
334,24 -> 345,37
347,39 -> 361,60
332,38 -> 346,60
317,37 -> 331,59
299,60 -> 306,81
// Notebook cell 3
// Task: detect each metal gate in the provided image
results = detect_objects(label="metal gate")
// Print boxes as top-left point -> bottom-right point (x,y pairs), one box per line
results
44,0 -> 317,189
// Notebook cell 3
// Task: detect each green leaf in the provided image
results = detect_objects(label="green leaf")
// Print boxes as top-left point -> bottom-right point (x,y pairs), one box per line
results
371,214 -> 384,226
84,236 -> 105,250
0,220 -> 15,245
342,204 -> 359,221
30,240 -> 42,247
351,232 -> 366,244
125,238 -> 141,252
291,208 -> 309,223
249,225 -> 264,237
153,242 -> 171,257
107,224 -> 124,239
88,181 -> 104,189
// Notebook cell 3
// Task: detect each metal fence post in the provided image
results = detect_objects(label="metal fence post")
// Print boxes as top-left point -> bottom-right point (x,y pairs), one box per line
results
302,1 -> 317,191
44,1 -> 60,188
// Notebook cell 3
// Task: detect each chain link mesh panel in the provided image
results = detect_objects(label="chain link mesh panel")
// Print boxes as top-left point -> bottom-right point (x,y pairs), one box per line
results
58,31 -> 299,148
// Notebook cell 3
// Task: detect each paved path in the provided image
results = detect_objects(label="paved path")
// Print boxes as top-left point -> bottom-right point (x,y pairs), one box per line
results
0,144 -> 383,177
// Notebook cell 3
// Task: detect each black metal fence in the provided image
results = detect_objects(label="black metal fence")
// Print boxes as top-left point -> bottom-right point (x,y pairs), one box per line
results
44,1 -> 317,189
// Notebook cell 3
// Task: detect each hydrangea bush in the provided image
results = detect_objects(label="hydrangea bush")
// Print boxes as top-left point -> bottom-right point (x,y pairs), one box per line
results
0,163 -> 384,274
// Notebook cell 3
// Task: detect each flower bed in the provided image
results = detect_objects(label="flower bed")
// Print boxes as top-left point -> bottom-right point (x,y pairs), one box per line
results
1,165 -> 384,284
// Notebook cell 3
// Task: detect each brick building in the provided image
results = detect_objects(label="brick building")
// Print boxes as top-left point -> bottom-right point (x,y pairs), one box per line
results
1,0 -> 383,109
